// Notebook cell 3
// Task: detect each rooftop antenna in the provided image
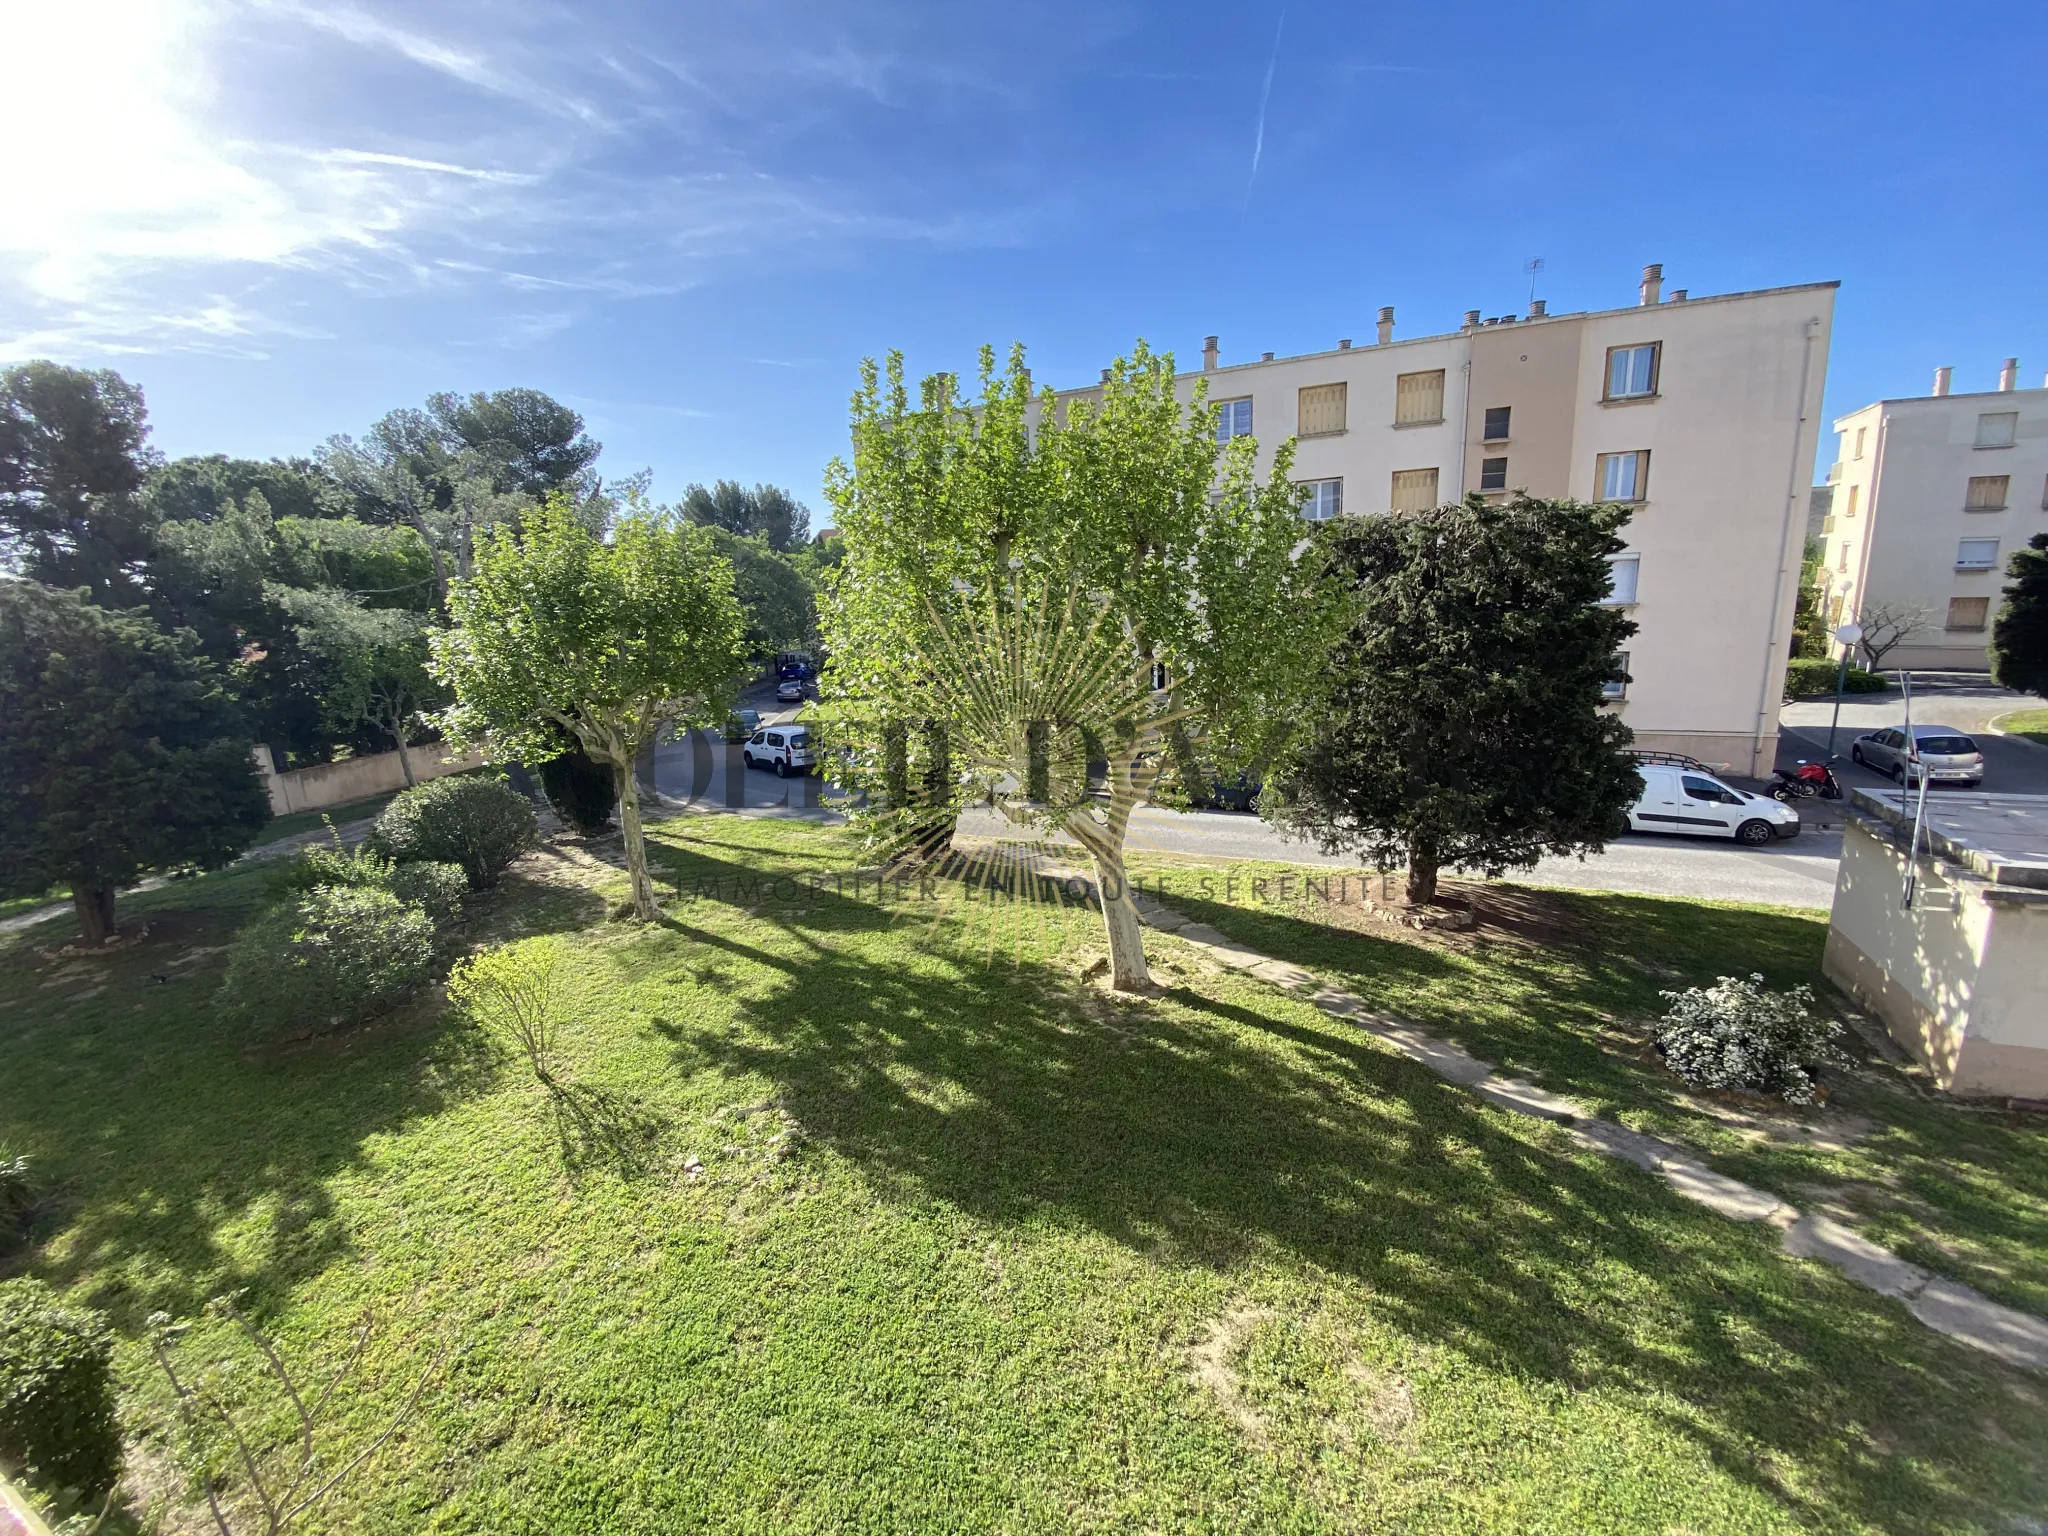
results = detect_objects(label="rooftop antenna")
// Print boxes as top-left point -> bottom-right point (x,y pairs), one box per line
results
1524,256 -> 1545,311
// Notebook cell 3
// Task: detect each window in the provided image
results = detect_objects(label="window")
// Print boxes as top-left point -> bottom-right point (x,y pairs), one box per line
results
1595,449 -> 1650,502
1605,343 -> 1660,400
1479,456 -> 1508,492
1956,537 -> 2000,570
1853,427 -> 1867,459
1298,383 -> 1347,436
1837,541 -> 1849,574
1965,474 -> 2009,511
1298,478 -> 1343,521
1482,405 -> 1512,441
1845,485 -> 1860,517
1976,411 -> 2018,449
1602,651 -> 1629,702
1395,370 -> 1446,425
1390,468 -> 1439,513
1603,554 -> 1640,606
1214,397 -> 1252,443
1946,596 -> 1991,632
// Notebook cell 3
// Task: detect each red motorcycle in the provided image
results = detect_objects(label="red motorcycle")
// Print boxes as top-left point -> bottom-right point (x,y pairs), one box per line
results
1770,759 -> 1842,801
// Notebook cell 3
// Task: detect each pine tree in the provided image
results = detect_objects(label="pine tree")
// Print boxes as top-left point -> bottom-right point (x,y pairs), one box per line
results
1991,532 -> 2048,698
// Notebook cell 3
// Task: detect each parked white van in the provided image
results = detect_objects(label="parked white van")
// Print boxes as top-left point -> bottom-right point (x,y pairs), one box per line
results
1627,763 -> 1801,845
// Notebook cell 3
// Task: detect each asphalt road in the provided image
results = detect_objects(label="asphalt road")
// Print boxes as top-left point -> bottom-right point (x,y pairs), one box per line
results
1777,684 -> 2048,798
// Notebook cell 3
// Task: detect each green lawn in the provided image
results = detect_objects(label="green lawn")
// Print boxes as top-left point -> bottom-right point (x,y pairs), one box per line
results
0,886 -> 66,922
1994,707 -> 2048,749
251,788 -> 406,847
3,817 -> 2044,1533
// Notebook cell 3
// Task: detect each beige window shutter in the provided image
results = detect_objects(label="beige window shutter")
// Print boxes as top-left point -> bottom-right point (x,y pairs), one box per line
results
1946,596 -> 1990,631
1298,382 -> 1347,436
1390,467 -> 1439,513
1965,475 -> 2010,510
1394,370 -> 1445,425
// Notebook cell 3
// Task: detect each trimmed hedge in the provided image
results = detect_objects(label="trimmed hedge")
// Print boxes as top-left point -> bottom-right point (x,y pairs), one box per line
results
370,775 -> 537,890
1784,658 -> 1888,698
0,1279 -> 120,1497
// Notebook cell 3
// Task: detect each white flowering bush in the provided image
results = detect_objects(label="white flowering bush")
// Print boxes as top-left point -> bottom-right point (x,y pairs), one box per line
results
1654,974 -> 1848,1105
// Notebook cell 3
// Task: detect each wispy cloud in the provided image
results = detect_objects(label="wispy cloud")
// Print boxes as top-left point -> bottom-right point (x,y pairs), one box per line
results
1243,10 -> 1286,215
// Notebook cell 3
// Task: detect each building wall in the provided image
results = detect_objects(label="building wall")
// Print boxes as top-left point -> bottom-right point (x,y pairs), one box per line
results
1824,385 -> 2048,672
1825,813 -> 2048,1097
1043,277 -> 1836,776
251,742 -> 487,817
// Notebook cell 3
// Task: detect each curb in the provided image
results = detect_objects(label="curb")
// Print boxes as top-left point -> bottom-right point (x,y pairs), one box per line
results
1133,890 -> 2048,1373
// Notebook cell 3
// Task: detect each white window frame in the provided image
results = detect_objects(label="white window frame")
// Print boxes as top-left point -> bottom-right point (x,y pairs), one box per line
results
1602,651 -> 1630,701
1595,450 -> 1650,502
1604,343 -> 1660,401
1602,554 -> 1641,606
1955,537 -> 2000,571
1976,411 -> 2018,449
1298,478 -> 1343,521
1214,397 -> 1253,443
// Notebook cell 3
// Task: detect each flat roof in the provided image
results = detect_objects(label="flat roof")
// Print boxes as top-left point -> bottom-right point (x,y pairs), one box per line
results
1835,384 -> 2046,427
1850,787 -> 2048,890
1048,280 -> 1840,394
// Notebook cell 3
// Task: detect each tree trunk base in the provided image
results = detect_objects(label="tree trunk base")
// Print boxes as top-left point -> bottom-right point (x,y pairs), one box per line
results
72,885 -> 117,946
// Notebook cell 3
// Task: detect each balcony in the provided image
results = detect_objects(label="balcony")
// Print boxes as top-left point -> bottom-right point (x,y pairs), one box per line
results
1826,461 -> 1844,484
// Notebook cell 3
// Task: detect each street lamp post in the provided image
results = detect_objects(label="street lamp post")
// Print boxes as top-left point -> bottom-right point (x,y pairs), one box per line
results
1824,620 -> 1864,759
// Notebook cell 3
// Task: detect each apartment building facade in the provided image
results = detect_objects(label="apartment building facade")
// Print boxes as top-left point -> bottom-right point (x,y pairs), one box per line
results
1823,363 -> 2047,671
1046,268 -> 1837,775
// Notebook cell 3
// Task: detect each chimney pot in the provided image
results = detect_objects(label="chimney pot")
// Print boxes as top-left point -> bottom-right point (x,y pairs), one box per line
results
1463,309 -> 1481,330
1260,351 -> 1274,362
1528,299 -> 1547,317
1933,366 -> 1952,397
1639,263 -> 1663,306
1100,368 -> 1111,384
1376,306 -> 1395,344
1202,335 -> 1219,371
1667,288 -> 1688,302
1338,338 -> 1352,350
1999,357 -> 2019,392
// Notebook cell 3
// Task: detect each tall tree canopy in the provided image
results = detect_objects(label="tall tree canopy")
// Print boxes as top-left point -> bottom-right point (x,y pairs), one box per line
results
0,361 -> 160,604
1992,532 -> 2048,698
432,497 -> 746,920
702,527 -> 817,660
1267,494 -> 1642,905
0,582 -> 268,943
142,454 -> 349,525
679,479 -> 812,552
822,343 -> 1330,990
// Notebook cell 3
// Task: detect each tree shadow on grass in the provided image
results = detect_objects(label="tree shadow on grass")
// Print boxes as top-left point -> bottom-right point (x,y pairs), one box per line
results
544,1078 -> 671,1183
0,863 -> 607,1330
622,841 -> 2046,1531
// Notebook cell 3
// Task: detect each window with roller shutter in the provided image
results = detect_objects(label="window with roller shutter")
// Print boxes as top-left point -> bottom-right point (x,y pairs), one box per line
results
1389,468 -> 1439,513
1297,383 -> 1347,436
1394,370 -> 1444,426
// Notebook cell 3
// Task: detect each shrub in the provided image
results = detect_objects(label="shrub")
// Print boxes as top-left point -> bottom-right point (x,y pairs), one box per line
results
265,827 -> 394,901
1655,974 -> 1848,1105
218,885 -> 437,1032
370,775 -> 536,890
1783,658 -> 1888,698
447,937 -> 564,1081
538,746 -> 617,835
388,861 -> 467,927
0,1144 -> 31,1247
0,1278 -> 121,1497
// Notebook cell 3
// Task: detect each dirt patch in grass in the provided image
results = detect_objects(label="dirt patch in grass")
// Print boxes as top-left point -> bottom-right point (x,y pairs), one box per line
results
1187,1305 -> 1274,1445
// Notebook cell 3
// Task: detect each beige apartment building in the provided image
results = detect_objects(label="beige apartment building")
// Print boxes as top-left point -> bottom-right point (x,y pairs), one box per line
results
1045,266 -> 1837,774
1823,363 -> 2048,671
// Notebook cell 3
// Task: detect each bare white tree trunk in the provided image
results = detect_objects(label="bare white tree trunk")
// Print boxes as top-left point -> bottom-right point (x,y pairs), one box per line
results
613,756 -> 661,921
1066,746 -> 1150,991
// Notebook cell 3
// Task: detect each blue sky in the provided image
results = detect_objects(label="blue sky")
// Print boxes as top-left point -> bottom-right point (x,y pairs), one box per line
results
3,0 -> 2042,512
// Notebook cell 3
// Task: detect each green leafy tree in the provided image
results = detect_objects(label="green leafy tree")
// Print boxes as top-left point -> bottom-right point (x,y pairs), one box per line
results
703,527 -> 817,660
271,587 -> 445,785
1266,494 -> 1642,906
0,361 -> 160,604
679,479 -> 812,552
1992,532 -> 2048,697
0,584 -> 268,943
431,497 -> 746,919
822,343 -> 1330,990
143,454 -> 349,524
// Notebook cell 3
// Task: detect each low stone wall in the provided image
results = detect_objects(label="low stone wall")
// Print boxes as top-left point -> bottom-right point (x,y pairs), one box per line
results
252,743 -> 487,817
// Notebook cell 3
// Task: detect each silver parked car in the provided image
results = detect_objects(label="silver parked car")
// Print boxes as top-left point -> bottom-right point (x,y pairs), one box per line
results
1850,725 -> 1985,788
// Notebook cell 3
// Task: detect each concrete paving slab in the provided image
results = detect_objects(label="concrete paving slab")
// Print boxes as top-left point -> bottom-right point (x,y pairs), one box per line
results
1364,1026 -> 1495,1086
1657,1157 -> 1790,1222
1781,1212 -> 1931,1297
1472,1077 -> 1583,1122
1570,1119 -> 1673,1171
1907,1279 -> 2048,1371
